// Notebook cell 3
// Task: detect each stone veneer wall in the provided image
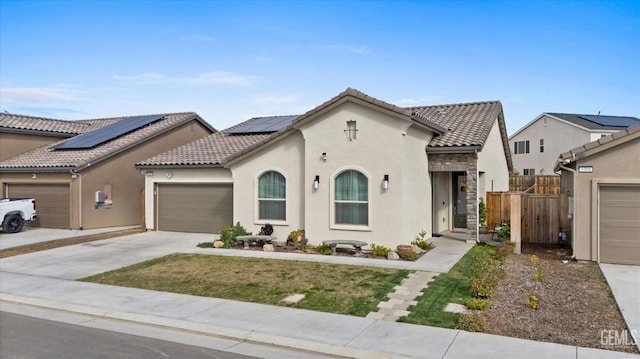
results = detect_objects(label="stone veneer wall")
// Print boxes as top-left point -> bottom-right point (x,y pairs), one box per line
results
428,152 -> 478,242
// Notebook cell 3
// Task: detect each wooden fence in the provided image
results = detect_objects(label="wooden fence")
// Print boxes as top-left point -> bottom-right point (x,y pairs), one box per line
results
486,191 -> 569,244
509,175 -> 560,194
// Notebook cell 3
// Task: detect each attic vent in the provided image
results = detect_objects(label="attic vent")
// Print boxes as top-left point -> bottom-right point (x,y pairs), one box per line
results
345,120 -> 357,141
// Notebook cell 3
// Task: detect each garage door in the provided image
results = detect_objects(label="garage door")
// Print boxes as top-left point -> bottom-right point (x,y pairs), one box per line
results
599,185 -> 640,265
6,183 -> 71,229
157,183 -> 233,234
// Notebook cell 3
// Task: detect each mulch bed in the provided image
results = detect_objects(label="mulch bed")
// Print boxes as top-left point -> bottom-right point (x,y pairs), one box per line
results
478,244 -> 639,354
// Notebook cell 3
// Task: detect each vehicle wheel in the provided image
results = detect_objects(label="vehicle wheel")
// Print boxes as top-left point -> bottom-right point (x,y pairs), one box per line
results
3,214 -> 24,233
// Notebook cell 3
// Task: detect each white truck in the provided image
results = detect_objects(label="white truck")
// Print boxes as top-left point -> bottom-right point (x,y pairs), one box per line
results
0,198 -> 38,233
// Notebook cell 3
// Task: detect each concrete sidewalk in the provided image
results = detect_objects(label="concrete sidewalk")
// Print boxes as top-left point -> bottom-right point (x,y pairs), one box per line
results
1,231 -> 638,358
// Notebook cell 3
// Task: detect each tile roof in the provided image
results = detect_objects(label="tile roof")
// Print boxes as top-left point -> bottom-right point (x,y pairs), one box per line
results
137,89 -> 508,168
0,113 -> 90,135
0,112 -> 211,172
411,100 -> 504,148
555,124 -> 640,170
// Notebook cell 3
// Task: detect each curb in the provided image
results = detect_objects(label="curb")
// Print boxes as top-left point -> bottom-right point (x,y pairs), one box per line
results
0,294 -> 407,359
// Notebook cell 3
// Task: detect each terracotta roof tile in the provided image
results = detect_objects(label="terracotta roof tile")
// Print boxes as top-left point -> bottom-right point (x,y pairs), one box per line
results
0,113 -> 90,135
411,101 -> 503,148
0,112 -> 209,171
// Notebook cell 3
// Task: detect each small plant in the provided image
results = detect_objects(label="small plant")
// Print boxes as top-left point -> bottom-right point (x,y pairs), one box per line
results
465,297 -> 491,310
530,255 -> 539,266
456,313 -> 485,332
411,230 -> 435,251
398,250 -> 419,261
371,243 -> 391,257
497,222 -> 510,240
527,292 -> 539,309
478,197 -> 487,226
196,241 -> 213,248
287,229 -> 306,249
535,268 -> 544,282
314,244 -> 333,255
495,241 -> 513,260
220,222 -> 251,248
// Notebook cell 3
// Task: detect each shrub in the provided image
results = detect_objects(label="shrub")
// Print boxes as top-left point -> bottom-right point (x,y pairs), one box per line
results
196,241 -> 213,248
371,243 -> 391,257
465,297 -> 491,310
411,230 -> 436,251
314,244 -> 333,255
495,241 -> 514,260
527,293 -> 539,309
398,250 -> 419,261
497,222 -> 510,240
530,255 -> 539,266
469,250 -> 504,298
478,197 -> 487,225
220,222 -> 251,248
456,313 -> 485,332
535,267 -> 544,282
259,223 -> 273,235
287,229 -> 306,249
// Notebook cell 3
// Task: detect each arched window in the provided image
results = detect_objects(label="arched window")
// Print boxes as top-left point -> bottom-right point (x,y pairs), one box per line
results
258,171 -> 286,220
334,170 -> 368,225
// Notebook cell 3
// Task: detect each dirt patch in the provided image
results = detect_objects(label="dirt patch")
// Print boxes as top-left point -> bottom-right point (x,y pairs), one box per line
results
478,244 -> 638,354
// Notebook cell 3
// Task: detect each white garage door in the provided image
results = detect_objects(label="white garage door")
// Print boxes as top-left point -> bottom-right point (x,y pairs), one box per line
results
599,185 -> 640,265
156,183 -> 233,234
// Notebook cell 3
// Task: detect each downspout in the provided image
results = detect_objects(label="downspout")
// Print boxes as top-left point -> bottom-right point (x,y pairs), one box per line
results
71,169 -> 82,230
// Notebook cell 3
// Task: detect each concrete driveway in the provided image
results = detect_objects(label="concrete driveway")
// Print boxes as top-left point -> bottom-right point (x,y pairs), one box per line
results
599,263 -> 640,351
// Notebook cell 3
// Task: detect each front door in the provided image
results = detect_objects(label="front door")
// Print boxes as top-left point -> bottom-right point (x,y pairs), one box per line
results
453,173 -> 467,229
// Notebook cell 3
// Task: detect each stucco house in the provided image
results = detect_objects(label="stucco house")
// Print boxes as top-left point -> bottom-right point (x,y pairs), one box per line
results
136,88 -> 512,247
554,124 -> 640,265
509,113 -> 640,176
0,112 -> 215,229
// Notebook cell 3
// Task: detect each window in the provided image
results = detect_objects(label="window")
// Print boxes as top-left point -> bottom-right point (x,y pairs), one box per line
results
539,139 -> 544,153
523,168 -> 535,175
334,170 -> 368,225
258,171 -> 285,221
514,140 -> 530,154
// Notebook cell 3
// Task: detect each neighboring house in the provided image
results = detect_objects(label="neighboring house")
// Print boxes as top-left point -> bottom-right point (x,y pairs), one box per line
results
0,113 -> 215,230
509,113 -> 640,176
554,124 -> 640,265
0,114 -> 88,161
136,88 -> 512,247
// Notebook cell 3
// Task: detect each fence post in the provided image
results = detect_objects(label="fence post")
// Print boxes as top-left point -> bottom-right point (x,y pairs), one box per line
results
510,194 -> 521,254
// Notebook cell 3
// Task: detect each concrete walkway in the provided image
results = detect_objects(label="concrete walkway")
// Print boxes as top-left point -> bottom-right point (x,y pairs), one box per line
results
1,230 -> 638,358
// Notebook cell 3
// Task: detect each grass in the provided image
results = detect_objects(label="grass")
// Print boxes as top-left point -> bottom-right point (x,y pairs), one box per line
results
80,254 -> 409,317
399,244 -> 498,328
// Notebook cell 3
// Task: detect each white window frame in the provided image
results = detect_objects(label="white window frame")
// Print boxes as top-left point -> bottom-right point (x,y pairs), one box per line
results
329,167 -> 372,231
254,169 -> 288,225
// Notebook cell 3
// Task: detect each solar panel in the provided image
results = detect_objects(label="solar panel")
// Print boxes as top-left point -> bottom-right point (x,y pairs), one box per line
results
578,115 -> 640,127
228,115 -> 298,134
55,115 -> 165,150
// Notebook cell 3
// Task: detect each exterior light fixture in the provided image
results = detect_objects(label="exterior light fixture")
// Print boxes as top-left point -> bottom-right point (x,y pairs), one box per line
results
166,172 -> 173,179
314,175 -> 320,189
322,152 -> 327,161
146,171 -> 154,177
383,174 -> 389,190
31,173 -> 37,179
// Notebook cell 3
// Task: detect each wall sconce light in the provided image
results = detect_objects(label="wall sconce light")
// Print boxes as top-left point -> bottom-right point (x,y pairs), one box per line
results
166,172 -> 173,180
71,173 -> 78,179
321,152 -> 327,161
314,175 -> 320,189
146,171 -> 154,177
383,174 -> 389,190
31,173 -> 37,179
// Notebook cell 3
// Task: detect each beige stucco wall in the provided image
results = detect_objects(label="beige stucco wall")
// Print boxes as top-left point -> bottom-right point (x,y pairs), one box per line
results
478,120 -> 510,198
142,167 -> 233,230
510,115 -> 613,176
561,137 -> 640,261
0,132 -> 65,161
229,100 -> 435,248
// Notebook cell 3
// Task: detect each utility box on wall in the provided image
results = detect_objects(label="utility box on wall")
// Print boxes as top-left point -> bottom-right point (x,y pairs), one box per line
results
95,191 -> 105,203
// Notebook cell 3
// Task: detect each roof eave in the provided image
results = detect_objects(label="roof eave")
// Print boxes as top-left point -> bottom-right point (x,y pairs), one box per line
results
0,166 -> 76,173
426,145 -> 482,154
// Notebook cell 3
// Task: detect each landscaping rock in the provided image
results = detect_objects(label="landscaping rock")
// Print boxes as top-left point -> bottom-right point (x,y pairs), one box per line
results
263,244 -> 274,252
213,240 -> 224,248
387,251 -> 400,260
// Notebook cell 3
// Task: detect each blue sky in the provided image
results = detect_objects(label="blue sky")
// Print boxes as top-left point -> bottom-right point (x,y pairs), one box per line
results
1,0 -> 638,135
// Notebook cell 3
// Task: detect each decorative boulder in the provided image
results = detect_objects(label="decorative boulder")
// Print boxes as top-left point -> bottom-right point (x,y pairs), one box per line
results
263,244 -> 275,252
387,251 -> 400,260
213,240 -> 225,248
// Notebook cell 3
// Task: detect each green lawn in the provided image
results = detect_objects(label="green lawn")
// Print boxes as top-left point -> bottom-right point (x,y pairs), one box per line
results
400,244 -> 498,328
80,254 -> 409,317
